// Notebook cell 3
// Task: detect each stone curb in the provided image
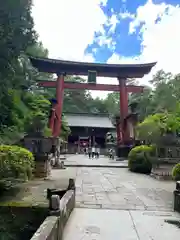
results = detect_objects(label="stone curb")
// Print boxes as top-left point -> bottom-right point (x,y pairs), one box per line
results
150,173 -> 172,181
64,164 -> 128,168
30,189 -> 75,240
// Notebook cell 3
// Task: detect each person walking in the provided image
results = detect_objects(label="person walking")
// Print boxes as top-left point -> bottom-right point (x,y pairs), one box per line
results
109,148 -> 113,159
91,146 -> 95,159
96,146 -> 100,158
111,148 -> 115,160
84,147 -> 86,155
88,146 -> 91,159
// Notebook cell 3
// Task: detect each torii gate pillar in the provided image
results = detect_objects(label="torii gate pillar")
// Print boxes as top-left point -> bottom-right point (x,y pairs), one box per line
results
53,74 -> 64,137
118,78 -> 129,145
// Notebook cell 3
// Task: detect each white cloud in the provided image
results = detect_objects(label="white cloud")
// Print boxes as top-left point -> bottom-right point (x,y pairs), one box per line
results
94,35 -> 114,48
92,14 -> 119,50
119,11 -> 135,20
108,0 -> 180,85
129,0 -> 168,34
108,54 -> 140,64
32,0 -> 108,61
101,0 -> 108,6
108,15 -> 119,33
139,3 -> 180,75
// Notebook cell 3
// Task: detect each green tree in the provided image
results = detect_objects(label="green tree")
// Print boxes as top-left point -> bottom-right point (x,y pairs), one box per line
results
0,0 -> 36,139
104,92 -> 119,115
136,112 -> 180,144
0,0 -> 35,68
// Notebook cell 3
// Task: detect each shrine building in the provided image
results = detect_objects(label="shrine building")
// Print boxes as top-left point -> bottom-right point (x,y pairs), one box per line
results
65,113 -> 115,153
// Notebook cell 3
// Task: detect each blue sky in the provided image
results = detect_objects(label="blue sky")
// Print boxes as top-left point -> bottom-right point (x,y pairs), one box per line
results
85,0 -> 180,63
32,0 -> 180,94
86,0 -> 146,62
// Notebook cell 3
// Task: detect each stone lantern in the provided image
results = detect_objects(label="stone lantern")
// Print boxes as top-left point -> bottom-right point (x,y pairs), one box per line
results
23,113 -> 58,178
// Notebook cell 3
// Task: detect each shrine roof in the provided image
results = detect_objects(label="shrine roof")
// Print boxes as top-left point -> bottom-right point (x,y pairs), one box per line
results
65,113 -> 115,129
29,56 -> 156,78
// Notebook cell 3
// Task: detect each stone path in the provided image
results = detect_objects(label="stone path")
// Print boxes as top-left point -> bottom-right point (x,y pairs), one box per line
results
0,168 -> 77,206
64,154 -> 128,168
64,208 -> 180,240
75,167 -> 174,211
62,155 -> 180,240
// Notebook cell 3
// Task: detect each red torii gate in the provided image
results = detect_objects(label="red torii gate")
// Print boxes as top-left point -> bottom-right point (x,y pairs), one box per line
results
29,57 -> 156,146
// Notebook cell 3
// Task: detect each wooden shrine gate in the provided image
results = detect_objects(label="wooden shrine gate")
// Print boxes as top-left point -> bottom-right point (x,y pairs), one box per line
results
29,57 -> 156,150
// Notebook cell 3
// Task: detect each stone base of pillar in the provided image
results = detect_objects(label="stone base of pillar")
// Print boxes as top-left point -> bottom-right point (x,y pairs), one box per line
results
34,155 -> 51,178
116,145 -> 132,158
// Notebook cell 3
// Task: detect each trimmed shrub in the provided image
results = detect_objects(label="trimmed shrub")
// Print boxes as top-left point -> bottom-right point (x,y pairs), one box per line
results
0,145 -> 35,181
128,145 -> 154,174
172,163 -> 180,181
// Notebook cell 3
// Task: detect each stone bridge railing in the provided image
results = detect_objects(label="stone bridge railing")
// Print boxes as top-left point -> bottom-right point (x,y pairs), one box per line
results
30,182 -> 75,240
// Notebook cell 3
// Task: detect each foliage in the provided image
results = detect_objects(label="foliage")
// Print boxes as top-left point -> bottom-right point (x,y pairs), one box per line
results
62,76 -> 108,114
104,92 -> 119,115
0,126 -> 24,145
43,127 -> 52,137
172,163 -> 180,181
0,0 -> 58,143
127,71 -> 180,122
0,0 -> 36,132
0,206 -> 48,240
61,115 -> 71,140
136,112 -> 180,144
0,0 -> 36,72
23,94 -> 51,136
0,145 -> 35,181
128,145 -> 154,174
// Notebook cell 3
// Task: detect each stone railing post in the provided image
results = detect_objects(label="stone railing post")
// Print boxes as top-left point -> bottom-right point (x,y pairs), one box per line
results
49,195 -> 60,212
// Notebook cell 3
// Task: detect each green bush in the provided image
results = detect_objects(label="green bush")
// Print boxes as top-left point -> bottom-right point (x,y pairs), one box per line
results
128,145 -> 154,174
43,126 -> 52,137
172,163 -> 180,181
0,145 -> 35,181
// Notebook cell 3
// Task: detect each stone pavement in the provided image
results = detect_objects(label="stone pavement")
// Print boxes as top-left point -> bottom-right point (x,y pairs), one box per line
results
64,154 -> 128,168
63,208 -> 180,240
63,166 -> 180,239
0,168 -> 77,206
75,168 -> 175,211
21,168 -> 77,205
